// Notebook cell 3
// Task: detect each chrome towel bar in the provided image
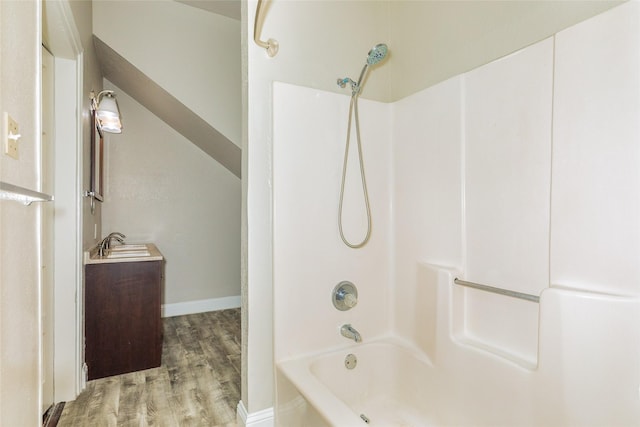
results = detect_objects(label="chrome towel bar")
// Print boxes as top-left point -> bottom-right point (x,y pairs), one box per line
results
454,278 -> 540,303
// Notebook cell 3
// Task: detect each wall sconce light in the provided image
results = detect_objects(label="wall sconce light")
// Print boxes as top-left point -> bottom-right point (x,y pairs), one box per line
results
90,90 -> 122,133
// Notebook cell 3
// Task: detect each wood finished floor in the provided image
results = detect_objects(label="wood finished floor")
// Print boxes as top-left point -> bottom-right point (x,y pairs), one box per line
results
58,308 -> 241,427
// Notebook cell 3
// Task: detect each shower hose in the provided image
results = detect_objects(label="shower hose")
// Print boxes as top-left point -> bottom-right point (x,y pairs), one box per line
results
338,94 -> 372,249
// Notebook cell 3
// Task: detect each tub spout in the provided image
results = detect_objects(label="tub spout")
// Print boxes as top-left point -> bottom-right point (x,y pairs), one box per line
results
340,324 -> 362,343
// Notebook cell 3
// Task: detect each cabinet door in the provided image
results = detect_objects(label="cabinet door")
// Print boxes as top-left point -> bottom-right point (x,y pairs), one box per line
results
85,261 -> 162,379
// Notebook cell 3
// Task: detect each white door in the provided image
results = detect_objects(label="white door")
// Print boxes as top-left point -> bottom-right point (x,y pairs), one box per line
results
41,45 -> 55,414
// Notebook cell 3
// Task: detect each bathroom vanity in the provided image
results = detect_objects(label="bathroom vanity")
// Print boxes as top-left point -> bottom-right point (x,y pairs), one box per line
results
84,243 -> 164,380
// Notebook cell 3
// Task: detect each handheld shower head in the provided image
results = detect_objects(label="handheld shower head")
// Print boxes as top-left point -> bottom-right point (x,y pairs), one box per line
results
366,43 -> 388,66
351,43 -> 390,96
337,44 -> 389,248
337,43 -> 389,96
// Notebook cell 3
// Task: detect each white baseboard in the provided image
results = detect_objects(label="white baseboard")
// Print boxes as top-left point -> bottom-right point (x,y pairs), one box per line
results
162,295 -> 241,317
237,400 -> 274,427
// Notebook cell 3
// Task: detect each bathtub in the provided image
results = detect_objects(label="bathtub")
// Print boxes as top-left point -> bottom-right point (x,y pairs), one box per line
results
277,338 -> 447,426
276,300 -> 640,427
276,263 -> 640,426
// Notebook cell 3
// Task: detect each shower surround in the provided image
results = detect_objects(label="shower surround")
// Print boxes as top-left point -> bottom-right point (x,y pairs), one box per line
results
273,2 -> 640,425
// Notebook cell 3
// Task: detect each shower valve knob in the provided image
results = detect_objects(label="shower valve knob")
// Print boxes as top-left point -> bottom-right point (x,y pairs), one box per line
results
332,281 -> 358,311
344,293 -> 357,308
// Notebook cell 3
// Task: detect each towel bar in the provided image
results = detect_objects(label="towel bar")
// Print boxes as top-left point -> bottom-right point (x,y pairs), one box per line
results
454,278 -> 540,303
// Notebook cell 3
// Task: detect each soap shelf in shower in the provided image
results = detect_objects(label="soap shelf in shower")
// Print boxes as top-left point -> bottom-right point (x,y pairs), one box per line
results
452,276 -> 540,370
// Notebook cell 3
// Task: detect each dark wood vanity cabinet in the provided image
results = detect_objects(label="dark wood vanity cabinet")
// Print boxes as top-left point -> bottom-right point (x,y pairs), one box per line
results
85,260 -> 163,380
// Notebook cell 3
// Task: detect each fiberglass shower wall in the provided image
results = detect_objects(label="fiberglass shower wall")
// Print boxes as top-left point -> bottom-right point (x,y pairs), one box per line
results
394,0 -> 640,360
272,1 -> 640,424
391,2 -> 640,422
275,0 -> 640,365
272,83 -> 392,361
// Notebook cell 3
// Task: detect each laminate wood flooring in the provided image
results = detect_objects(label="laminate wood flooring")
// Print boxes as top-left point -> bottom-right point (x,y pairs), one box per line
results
57,308 -> 241,427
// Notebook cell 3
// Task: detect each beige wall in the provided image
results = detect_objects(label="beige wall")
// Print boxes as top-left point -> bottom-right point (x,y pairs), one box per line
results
93,0 -> 241,146
101,81 -> 241,307
0,0 -> 103,415
245,1 -> 621,103
388,0 -> 622,101
93,1 -> 242,311
69,0 -> 106,250
0,1 -> 42,425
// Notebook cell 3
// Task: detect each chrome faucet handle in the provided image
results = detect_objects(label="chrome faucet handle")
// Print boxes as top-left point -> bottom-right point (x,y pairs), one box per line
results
332,281 -> 358,311
97,233 -> 126,256
107,235 -> 125,248
97,236 -> 109,256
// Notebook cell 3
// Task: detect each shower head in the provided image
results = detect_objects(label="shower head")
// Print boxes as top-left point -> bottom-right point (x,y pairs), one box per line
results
354,43 -> 388,95
338,43 -> 390,97
366,44 -> 388,66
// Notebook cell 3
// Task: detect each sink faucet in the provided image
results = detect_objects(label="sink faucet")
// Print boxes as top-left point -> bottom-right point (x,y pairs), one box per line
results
98,232 -> 126,256
340,324 -> 362,343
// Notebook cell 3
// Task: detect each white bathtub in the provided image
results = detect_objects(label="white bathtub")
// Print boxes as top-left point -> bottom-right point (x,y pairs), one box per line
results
276,264 -> 640,426
278,338 -> 446,426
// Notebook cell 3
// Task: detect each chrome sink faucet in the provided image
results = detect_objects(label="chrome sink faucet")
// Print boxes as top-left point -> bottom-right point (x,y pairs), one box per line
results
340,324 -> 362,343
98,232 -> 126,256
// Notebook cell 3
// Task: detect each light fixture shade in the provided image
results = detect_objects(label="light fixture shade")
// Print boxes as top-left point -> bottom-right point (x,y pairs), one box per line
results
96,92 -> 123,133
99,116 -> 122,134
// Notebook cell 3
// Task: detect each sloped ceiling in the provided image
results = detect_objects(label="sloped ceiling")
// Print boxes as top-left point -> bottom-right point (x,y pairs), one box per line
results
93,36 -> 241,178
92,0 -> 241,178
174,0 -> 240,20
90,0 -> 620,177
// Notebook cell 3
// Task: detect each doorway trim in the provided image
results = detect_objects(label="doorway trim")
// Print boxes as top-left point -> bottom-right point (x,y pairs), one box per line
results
43,0 -> 84,401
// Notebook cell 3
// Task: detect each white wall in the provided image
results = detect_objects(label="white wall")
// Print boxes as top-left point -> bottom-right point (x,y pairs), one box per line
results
93,0 -> 241,146
0,1 -> 42,424
394,0 -> 640,352
461,38 -> 553,366
273,83 -> 391,361
101,81 -> 241,310
551,0 -> 640,294
391,75 -> 464,342
243,0 -> 389,417
391,2 -> 640,423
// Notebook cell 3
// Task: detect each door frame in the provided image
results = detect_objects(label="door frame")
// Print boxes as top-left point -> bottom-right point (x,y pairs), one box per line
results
42,0 -> 84,402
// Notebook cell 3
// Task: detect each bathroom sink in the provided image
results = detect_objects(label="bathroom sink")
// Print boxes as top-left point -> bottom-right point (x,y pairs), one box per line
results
106,249 -> 151,258
85,243 -> 162,264
109,244 -> 149,251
